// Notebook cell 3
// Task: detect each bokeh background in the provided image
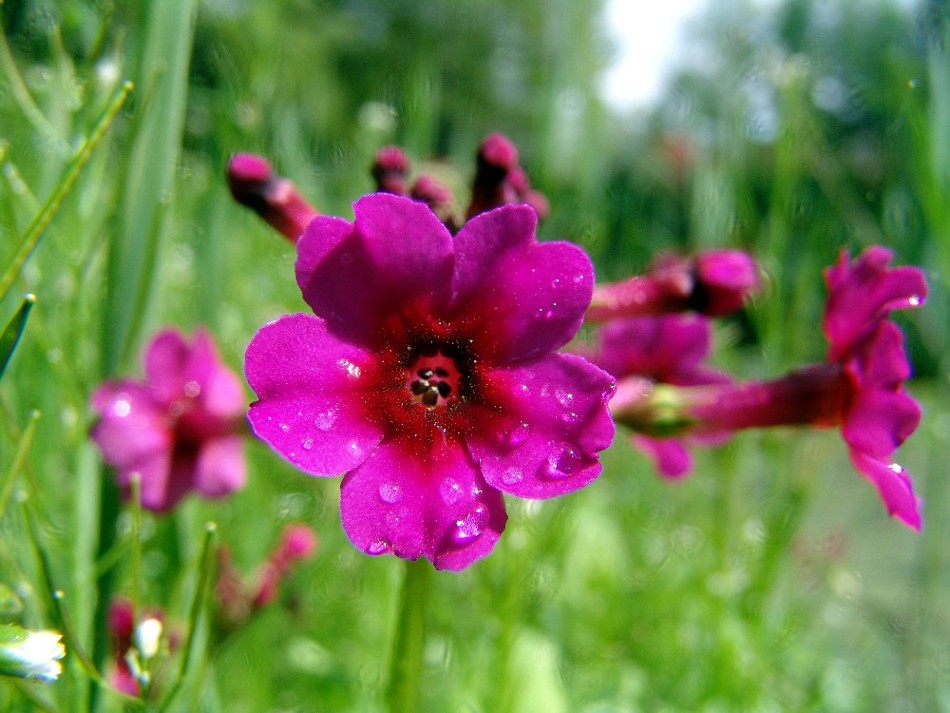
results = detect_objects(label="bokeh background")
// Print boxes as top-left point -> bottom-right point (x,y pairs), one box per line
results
1,0 -> 948,710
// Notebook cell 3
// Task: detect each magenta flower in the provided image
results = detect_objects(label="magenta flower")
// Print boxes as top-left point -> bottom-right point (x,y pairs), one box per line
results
227,153 -> 318,242
587,249 -> 761,322
610,247 -> 926,529
585,314 -> 730,478
245,193 -> 615,570
91,328 -> 247,513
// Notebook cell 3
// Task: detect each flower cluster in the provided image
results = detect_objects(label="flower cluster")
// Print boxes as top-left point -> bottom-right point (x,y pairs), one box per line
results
604,247 -> 926,529
91,129 -> 929,576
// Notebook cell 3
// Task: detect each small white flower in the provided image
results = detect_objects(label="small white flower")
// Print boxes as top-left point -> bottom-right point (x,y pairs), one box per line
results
134,618 -> 162,661
0,625 -> 65,682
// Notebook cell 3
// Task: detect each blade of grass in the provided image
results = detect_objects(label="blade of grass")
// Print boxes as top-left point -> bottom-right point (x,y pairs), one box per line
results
158,522 -> 218,713
0,409 -> 40,515
0,293 -> 35,379
0,81 -> 133,301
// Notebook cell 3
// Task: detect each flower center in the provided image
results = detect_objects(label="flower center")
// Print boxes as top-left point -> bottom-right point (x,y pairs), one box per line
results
405,350 -> 463,409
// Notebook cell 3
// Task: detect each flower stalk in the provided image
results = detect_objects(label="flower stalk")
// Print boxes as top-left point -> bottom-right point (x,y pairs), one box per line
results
386,558 -> 432,713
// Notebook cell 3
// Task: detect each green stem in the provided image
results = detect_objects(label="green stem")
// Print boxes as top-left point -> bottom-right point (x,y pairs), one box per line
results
0,81 -> 132,301
386,558 -> 432,713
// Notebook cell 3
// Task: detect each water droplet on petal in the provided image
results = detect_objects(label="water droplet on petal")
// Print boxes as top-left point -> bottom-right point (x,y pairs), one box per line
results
279,423 -> 290,432
908,295 -> 921,306
555,389 -> 574,407
497,421 -> 530,448
378,482 -> 402,504
451,503 -> 489,545
439,478 -> 462,505
301,437 -> 314,451
183,380 -> 201,398
888,462 -> 903,473
543,447 -> 583,479
314,407 -> 337,431
572,273 -> 586,285
501,467 -> 523,485
367,539 -> 389,555
347,441 -> 363,459
551,277 -> 561,288
561,411 -> 579,423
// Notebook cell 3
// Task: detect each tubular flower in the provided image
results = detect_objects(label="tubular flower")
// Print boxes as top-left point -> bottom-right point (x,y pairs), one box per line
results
245,193 -> 615,570
610,247 -> 926,530
227,153 -> 318,242
91,328 -> 247,513
585,314 -> 730,478
587,249 -> 761,322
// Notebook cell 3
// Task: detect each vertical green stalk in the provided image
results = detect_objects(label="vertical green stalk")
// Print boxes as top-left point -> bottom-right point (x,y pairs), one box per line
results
386,558 -> 432,713
93,0 -> 199,687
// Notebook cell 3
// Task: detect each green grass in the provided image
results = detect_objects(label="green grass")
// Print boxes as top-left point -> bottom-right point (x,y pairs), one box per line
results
1,0 -> 948,711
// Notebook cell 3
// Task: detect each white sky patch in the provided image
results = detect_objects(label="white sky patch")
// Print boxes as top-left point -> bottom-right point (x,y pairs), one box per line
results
600,0 -> 708,110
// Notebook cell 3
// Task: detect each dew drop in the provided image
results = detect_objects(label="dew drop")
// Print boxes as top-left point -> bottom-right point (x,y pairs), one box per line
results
378,482 -> 402,504
314,407 -> 337,431
908,295 -> 921,306
888,462 -> 904,474
279,423 -> 290,432
561,411 -> 579,423
183,380 -> 201,398
497,421 -> 530,448
452,503 -> 488,545
501,467 -> 523,485
439,478 -> 462,505
367,539 -> 389,555
551,277 -> 561,288
544,447 -> 583,479
572,273 -> 586,285
301,437 -> 314,451
555,389 -> 574,408
346,441 -> 363,459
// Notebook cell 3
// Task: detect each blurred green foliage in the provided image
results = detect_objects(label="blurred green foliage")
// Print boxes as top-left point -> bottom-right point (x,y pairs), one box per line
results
1,0 -> 948,710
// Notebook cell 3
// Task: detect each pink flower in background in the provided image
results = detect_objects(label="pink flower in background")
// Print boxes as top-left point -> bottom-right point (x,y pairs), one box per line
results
821,247 -> 926,529
216,524 -> 319,627
587,249 -> 761,322
245,192 -> 615,570
91,328 -> 247,513
585,314 -> 730,478
610,246 -> 926,530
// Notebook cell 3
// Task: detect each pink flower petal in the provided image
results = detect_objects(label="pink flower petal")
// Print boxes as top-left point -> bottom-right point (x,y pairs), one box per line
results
143,329 -> 192,404
841,386 -> 921,459
194,436 -> 247,498
467,353 -> 615,499
848,449 -> 922,531
339,439 -> 507,570
295,193 -> 454,346
593,314 -> 727,384
451,205 -> 594,362
824,246 -> 927,360
186,329 -> 246,419
631,434 -> 694,479
245,313 -> 385,475
90,382 -> 170,469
